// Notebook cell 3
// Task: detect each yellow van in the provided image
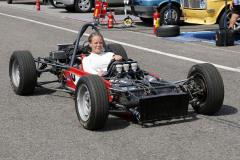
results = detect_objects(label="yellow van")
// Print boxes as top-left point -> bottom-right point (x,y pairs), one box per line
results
181,0 -> 240,30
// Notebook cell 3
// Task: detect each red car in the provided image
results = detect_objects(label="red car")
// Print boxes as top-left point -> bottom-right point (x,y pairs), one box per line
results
9,23 -> 224,130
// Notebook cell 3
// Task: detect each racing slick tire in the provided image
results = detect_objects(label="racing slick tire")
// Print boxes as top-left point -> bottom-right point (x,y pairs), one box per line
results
9,50 -> 37,95
188,63 -> 224,115
156,25 -> 180,37
108,43 -> 128,60
159,5 -> 181,25
74,0 -> 93,13
7,0 -> 13,4
75,75 -> 109,130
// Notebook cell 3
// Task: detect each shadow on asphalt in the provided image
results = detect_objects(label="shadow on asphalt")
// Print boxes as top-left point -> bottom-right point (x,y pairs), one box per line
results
133,21 -> 153,27
204,105 -> 240,129
102,104 -> 238,130
31,88 -> 238,131
141,110 -> 199,128
215,105 -> 238,116
99,110 -> 199,131
101,115 -> 132,131
32,87 -> 74,98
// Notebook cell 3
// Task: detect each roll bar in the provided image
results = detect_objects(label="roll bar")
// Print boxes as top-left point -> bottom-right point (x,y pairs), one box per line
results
70,23 -> 110,67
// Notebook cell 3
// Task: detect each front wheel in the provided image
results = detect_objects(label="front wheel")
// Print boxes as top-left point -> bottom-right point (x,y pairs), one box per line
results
187,63 -> 224,115
75,0 -> 93,13
9,50 -> 37,95
75,75 -> 109,130
159,5 -> 181,25
219,9 -> 240,32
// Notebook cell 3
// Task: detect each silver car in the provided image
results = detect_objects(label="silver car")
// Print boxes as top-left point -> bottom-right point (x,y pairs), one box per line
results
56,0 -> 124,13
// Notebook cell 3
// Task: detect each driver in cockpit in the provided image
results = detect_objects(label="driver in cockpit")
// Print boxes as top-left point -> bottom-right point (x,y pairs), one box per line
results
82,32 -> 122,76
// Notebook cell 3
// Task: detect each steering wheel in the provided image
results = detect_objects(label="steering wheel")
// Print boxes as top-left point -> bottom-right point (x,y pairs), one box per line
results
107,57 -> 137,72
107,59 -> 116,72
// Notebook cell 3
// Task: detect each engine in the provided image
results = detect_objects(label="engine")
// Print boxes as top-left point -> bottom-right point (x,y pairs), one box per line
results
105,60 -> 183,105
106,60 -> 189,122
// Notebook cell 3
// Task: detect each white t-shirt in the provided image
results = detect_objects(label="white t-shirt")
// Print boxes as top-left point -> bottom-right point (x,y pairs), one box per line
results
82,52 -> 114,74
234,0 -> 240,5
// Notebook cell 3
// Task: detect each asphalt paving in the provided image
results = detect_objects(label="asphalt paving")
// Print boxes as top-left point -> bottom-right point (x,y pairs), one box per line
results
0,1 -> 240,160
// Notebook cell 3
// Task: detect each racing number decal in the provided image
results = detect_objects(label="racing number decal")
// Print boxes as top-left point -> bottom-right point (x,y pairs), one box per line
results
67,73 -> 71,81
65,72 -> 81,87
71,74 -> 75,82
71,73 -> 80,85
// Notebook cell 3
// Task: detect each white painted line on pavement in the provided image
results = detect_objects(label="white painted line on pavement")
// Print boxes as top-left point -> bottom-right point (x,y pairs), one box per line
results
1,12 -> 240,73
185,42 -> 240,54
0,12 -> 79,34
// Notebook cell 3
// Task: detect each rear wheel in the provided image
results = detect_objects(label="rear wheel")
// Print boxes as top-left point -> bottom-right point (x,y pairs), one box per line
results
108,43 -> 128,60
75,0 -> 93,13
75,75 -> 109,130
9,50 -> 37,95
219,9 -> 240,32
187,63 -> 224,115
7,0 -> 13,4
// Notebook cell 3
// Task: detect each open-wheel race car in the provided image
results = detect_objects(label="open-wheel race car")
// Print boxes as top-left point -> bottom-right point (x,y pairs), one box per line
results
9,23 -> 224,130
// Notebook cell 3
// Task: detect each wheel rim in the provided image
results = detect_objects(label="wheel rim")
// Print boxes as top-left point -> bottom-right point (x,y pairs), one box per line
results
77,84 -> 91,121
12,59 -> 20,88
124,18 -> 132,26
226,12 -> 240,31
77,0 -> 91,11
164,9 -> 178,21
191,73 -> 207,107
